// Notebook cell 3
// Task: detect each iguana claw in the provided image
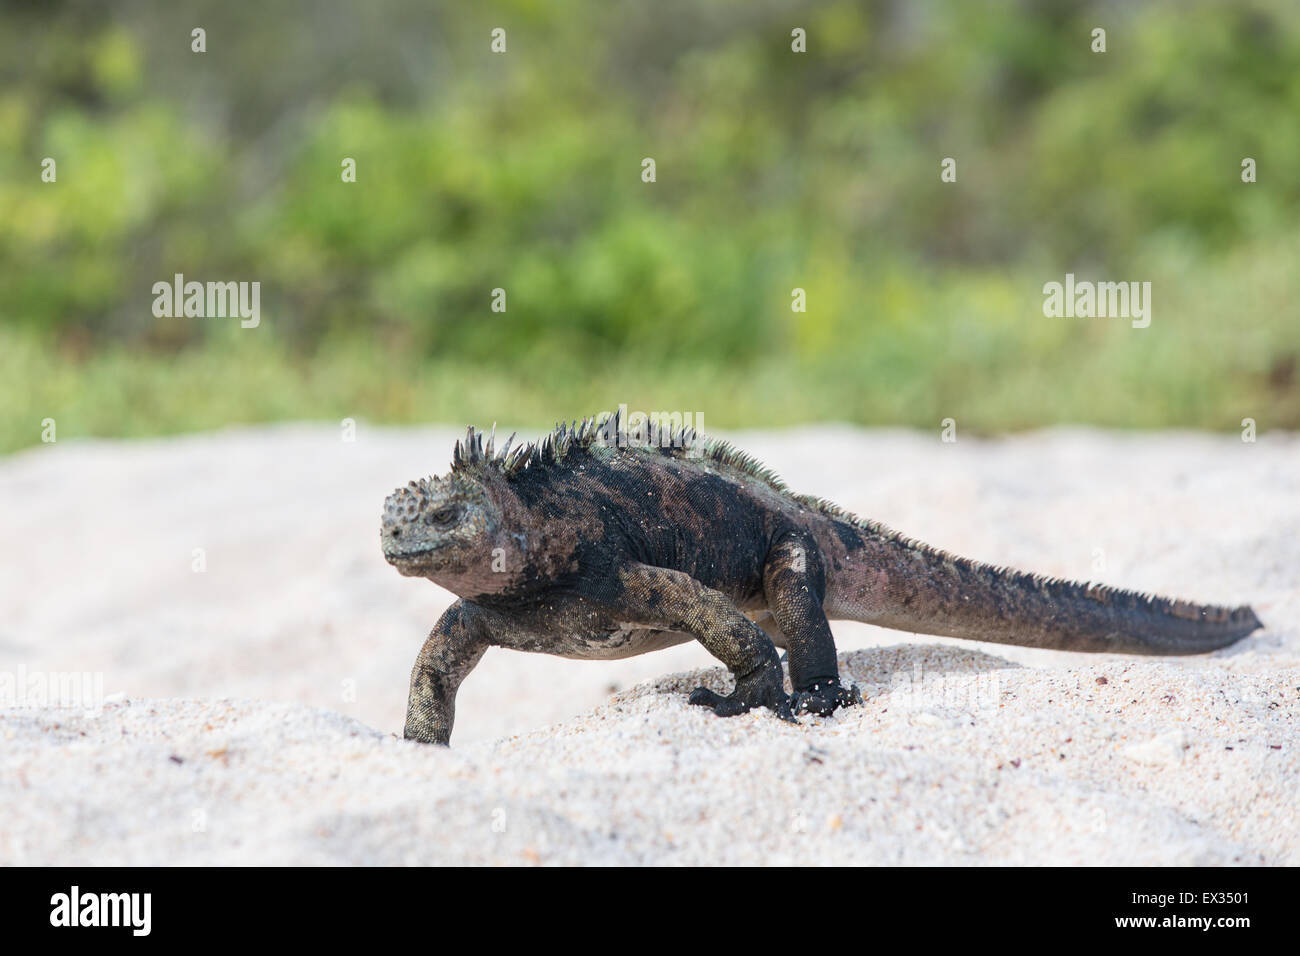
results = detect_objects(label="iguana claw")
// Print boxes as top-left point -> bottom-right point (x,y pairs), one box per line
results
791,678 -> 863,717
688,659 -> 796,723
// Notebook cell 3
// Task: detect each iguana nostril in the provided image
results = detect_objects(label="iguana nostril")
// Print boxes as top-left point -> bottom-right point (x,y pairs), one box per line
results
391,526 -> 401,538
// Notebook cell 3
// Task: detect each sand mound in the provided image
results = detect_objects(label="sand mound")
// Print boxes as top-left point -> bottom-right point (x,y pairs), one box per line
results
1,425 -> 1295,864
1,647 -> 1294,865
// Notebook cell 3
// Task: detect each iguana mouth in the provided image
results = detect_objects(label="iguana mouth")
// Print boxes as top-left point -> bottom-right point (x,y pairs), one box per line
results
384,547 -> 438,564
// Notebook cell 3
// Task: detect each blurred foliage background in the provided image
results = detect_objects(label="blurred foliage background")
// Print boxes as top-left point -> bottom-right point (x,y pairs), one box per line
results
1,0 -> 1298,453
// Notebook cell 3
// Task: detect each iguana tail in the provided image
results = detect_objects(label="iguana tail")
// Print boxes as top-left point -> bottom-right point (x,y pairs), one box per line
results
825,525 -> 1262,655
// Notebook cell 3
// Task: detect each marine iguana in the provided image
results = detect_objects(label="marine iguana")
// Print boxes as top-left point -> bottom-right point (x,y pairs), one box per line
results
382,417 -> 1262,744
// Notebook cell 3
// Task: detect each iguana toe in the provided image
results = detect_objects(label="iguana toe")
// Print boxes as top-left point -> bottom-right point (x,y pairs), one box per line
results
688,660 -> 795,722
791,678 -> 863,717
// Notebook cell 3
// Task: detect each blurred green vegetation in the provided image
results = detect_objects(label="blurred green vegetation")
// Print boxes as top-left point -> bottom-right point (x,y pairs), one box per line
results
2,0 -> 1298,453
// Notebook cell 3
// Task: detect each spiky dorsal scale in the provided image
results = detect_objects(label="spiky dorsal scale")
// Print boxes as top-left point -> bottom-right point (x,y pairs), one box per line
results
450,415 -> 601,479
446,412 -> 951,574
442,413 -> 1255,630
451,410 -> 773,487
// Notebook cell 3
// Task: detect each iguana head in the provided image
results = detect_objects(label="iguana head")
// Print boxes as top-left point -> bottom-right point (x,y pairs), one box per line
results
381,473 -> 502,591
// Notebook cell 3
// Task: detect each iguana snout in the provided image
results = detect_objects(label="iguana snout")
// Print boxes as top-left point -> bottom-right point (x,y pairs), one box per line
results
380,475 -> 498,581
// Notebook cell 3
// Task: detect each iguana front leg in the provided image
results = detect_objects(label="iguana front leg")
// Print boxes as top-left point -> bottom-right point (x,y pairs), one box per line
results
617,563 -> 794,722
763,530 -> 862,716
404,600 -> 492,745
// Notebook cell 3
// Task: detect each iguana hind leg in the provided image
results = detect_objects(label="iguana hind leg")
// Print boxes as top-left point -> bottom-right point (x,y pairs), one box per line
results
617,563 -> 794,722
763,531 -> 862,717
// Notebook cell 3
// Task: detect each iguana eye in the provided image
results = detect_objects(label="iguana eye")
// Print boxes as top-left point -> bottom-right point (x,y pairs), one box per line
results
428,507 -> 458,526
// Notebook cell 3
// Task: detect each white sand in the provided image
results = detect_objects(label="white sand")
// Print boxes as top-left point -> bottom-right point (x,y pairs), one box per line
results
0,424 -> 1295,865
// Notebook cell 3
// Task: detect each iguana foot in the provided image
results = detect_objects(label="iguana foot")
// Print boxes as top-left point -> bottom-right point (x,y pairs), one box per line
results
791,678 -> 862,717
403,717 -> 450,746
688,659 -> 795,722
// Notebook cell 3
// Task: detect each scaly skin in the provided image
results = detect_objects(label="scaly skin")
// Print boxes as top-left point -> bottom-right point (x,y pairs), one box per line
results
382,417 -> 1262,745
